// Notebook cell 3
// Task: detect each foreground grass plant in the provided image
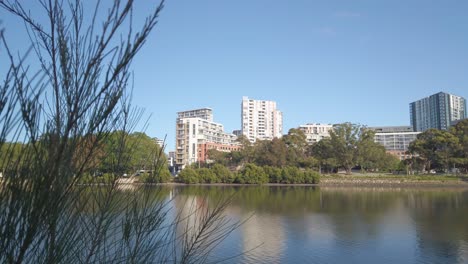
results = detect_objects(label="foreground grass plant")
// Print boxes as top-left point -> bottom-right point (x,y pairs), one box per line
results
0,1 -> 241,263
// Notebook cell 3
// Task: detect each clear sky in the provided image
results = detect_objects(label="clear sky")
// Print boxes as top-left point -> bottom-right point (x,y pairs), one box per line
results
2,1 -> 468,151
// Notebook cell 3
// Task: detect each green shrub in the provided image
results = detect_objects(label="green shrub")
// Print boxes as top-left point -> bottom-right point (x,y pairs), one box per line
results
240,163 -> 268,184
211,164 -> 232,183
263,166 -> 282,183
281,166 -> 304,184
178,167 -> 199,184
198,168 -> 217,183
304,169 -> 320,184
141,168 -> 172,183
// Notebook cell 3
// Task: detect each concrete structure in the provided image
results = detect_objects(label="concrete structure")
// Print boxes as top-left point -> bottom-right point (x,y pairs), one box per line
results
175,108 -> 239,169
241,96 -> 283,143
368,126 -> 420,160
410,92 -> 466,131
298,123 -> 333,144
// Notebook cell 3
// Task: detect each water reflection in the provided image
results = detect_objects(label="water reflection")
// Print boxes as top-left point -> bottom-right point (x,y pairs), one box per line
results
172,186 -> 468,263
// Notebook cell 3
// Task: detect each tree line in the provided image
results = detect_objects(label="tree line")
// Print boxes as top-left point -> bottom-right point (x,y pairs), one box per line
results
207,123 -> 400,175
0,131 -> 173,182
205,120 -> 468,176
406,119 -> 468,174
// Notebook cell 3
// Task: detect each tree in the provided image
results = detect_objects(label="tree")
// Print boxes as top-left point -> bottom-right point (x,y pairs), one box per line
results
329,123 -> 361,174
451,119 -> 468,173
0,1 -> 239,263
408,129 -> 459,172
282,128 -> 308,166
236,135 -> 254,164
207,149 -> 228,166
309,138 -> 337,174
253,138 -> 287,167
357,129 -> 394,172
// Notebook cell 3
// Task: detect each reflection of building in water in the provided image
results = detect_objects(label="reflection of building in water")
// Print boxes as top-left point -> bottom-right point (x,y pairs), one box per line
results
241,213 -> 285,263
459,241 -> 468,263
172,195 -> 210,240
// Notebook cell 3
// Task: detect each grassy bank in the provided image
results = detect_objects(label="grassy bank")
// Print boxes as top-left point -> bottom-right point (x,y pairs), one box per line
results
320,173 -> 468,186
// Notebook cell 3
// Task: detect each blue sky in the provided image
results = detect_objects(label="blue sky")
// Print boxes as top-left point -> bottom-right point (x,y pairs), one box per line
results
2,1 -> 468,150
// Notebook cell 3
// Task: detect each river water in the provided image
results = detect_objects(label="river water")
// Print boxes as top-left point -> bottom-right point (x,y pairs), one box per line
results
166,185 -> 468,264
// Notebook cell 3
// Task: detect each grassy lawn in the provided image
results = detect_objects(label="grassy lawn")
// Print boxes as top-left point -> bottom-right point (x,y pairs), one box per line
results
321,173 -> 467,182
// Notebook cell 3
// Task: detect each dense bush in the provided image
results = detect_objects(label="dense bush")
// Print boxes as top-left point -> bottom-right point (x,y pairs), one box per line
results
238,163 -> 268,184
304,169 -> 320,184
211,164 -> 234,183
198,168 -> 217,183
178,167 -> 200,184
281,166 -> 303,183
176,163 -> 320,185
263,166 -> 282,183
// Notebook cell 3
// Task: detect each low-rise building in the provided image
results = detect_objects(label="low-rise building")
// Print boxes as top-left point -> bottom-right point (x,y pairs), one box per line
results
298,123 -> 333,144
368,126 -> 420,160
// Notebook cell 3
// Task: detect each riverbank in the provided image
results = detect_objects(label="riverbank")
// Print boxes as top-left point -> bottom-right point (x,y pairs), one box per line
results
318,174 -> 468,187
111,173 -> 468,188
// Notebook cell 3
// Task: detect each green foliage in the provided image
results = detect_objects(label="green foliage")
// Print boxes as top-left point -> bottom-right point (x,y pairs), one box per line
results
329,123 -> 361,174
263,166 -> 282,183
100,131 -> 166,174
178,167 -> 200,184
309,138 -> 338,173
198,168 -> 216,183
283,128 -> 308,166
304,169 -> 320,184
281,166 -> 303,183
140,168 -> 172,183
253,138 -> 287,167
451,119 -> 468,173
408,129 -> 459,172
176,164 -> 321,185
211,164 -> 233,183
238,163 -> 268,184
207,149 -> 228,166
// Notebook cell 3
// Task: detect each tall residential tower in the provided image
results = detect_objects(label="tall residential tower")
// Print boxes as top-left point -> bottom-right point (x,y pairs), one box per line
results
410,92 -> 466,131
241,96 -> 283,143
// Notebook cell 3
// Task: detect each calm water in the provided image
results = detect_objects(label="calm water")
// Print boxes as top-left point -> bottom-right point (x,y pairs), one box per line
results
167,186 -> 468,264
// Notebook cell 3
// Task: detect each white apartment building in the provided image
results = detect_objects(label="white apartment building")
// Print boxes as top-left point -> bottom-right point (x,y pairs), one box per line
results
175,108 -> 239,169
241,96 -> 283,143
369,126 -> 420,160
298,123 -> 333,144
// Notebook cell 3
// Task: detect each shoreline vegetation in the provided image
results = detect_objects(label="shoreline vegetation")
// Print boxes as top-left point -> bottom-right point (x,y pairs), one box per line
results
106,172 -> 468,188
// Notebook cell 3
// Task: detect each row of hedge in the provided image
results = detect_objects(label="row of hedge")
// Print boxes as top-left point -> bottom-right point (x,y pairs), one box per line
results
177,163 -> 320,185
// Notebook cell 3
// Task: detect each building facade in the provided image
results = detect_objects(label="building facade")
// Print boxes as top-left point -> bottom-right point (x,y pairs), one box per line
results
368,126 -> 420,160
241,96 -> 283,143
175,108 -> 239,169
298,123 -> 333,144
410,92 -> 466,131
